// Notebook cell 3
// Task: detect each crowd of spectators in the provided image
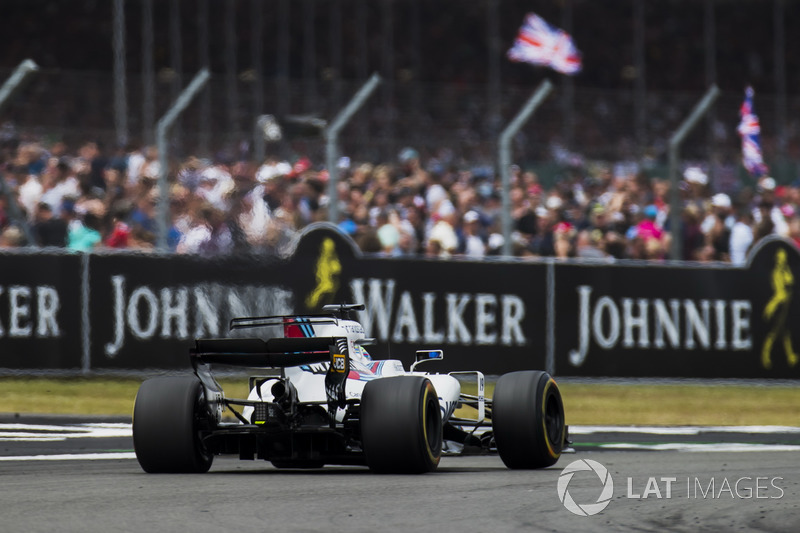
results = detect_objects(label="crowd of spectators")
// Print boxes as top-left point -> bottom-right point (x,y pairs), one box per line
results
1,138 -> 799,265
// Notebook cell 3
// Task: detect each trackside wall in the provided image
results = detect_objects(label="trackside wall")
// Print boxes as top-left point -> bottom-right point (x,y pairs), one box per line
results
0,225 -> 797,379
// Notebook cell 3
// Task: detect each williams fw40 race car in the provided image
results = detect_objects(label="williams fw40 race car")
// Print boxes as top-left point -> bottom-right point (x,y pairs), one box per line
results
132,304 -> 567,474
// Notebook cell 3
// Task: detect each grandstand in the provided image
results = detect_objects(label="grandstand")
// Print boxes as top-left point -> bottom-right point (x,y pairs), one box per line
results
0,0 -> 798,261
1,0 -> 797,169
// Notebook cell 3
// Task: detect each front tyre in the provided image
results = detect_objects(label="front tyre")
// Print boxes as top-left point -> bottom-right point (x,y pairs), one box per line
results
492,370 -> 565,469
361,376 -> 442,474
133,376 -> 214,473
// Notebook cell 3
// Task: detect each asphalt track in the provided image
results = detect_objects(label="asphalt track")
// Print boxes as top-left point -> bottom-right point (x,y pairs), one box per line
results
1,415 -> 799,532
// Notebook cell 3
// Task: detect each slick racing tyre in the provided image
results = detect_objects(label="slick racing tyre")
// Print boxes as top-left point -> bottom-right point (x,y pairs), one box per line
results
361,376 -> 442,474
133,376 -> 214,473
492,370 -> 565,469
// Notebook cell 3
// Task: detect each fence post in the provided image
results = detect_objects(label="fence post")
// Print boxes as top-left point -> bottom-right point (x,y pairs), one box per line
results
112,0 -> 128,148
0,59 -> 38,113
156,68 -> 211,251
81,253 -> 91,375
325,73 -> 382,224
668,84 -> 720,260
498,79 -> 554,256
0,59 -> 39,245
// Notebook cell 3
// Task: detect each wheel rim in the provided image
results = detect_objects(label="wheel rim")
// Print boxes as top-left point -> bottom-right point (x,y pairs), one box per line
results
543,388 -> 563,452
193,389 -> 213,466
423,386 -> 442,458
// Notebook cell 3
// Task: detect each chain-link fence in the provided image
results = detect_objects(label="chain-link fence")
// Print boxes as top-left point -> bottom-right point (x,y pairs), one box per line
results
2,67 -> 798,184
1,0 -> 799,185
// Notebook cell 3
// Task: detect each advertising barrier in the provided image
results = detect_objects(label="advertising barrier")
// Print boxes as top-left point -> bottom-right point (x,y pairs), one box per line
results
0,252 -> 83,370
0,224 -> 798,379
88,226 -> 547,374
556,237 -> 800,379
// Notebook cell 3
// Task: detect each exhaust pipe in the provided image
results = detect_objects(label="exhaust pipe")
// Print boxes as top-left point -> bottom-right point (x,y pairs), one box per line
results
271,379 -> 298,414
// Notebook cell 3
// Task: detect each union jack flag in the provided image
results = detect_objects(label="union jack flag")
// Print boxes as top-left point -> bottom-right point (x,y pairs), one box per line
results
507,13 -> 582,75
737,86 -> 768,177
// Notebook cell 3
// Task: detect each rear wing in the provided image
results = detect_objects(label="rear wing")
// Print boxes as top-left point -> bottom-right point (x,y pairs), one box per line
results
191,336 -> 337,367
191,334 -> 351,412
226,304 -> 364,331
193,305 -> 365,413
228,314 -> 337,331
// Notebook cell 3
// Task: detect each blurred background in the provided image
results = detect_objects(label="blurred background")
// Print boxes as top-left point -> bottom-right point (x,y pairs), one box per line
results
1,0 -> 798,186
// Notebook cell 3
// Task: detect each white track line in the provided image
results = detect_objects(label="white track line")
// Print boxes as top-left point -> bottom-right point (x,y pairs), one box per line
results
0,452 -> 136,461
599,443 -> 800,452
570,425 -> 800,435
1,423 -> 798,461
0,423 -> 132,442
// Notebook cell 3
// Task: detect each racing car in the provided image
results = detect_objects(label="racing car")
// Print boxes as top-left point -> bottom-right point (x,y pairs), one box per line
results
132,303 -> 567,474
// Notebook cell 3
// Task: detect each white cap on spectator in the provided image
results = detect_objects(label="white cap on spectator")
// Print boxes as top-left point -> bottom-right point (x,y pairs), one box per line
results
711,193 -> 731,208
683,167 -> 708,185
463,210 -> 480,223
256,161 -> 292,183
201,166 -> 226,182
437,199 -> 456,217
759,176 -> 776,191
398,147 -> 419,163
488,233 -> 505,250
545,195 -> 563,210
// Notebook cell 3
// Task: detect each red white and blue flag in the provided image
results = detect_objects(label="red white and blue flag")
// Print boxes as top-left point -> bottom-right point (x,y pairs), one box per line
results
737,86 -> 768,177
507,13 -> 582,75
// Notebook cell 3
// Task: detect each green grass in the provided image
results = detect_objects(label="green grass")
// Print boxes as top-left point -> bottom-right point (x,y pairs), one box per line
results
1,377 -> 798,426
558,383 -> 800,426
0,377 -> 250,417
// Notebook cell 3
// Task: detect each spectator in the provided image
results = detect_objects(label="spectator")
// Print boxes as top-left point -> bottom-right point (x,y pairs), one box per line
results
460,210 -> 486,258
729,208 -> 755,266
376,209 -> 401,255
129,187 -> 159,242
177,203 -> 232,256
40,158 -> 80,216
683,167 -> 709,211
397,147 -> 428,191
32,202 -> 67,247
104,202 -> 132,249
68,212 -> 102,251
704,194 -> 733,262
752,177 -> 789,237
680,204 -> 705,261
575,229 -> 607,259
0,225 -> 24,248
15,165 -> 42,220
0,137 -> 794,262
426,201 -> 459,257
635,204 -> 664,243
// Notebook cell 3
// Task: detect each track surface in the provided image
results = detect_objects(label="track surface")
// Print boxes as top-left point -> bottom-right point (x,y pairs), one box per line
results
1,415 -> 799,532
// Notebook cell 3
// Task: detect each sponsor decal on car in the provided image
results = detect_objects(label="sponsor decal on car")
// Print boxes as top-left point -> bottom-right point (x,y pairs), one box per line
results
331,353 -> 346,373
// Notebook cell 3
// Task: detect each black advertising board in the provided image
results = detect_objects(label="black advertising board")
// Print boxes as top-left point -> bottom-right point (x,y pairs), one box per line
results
554,237 -> 800,379
6,225 -> 800,379
88,251 -> 292,369
290,226 -> 549,374
89,224 -> 549,374
0,251 -> 83,369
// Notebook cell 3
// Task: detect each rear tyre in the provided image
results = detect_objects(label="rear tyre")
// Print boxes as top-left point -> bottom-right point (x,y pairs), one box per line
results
492,370 -> 565,469
133,376 -> 214,473
361,376 -> 442,474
